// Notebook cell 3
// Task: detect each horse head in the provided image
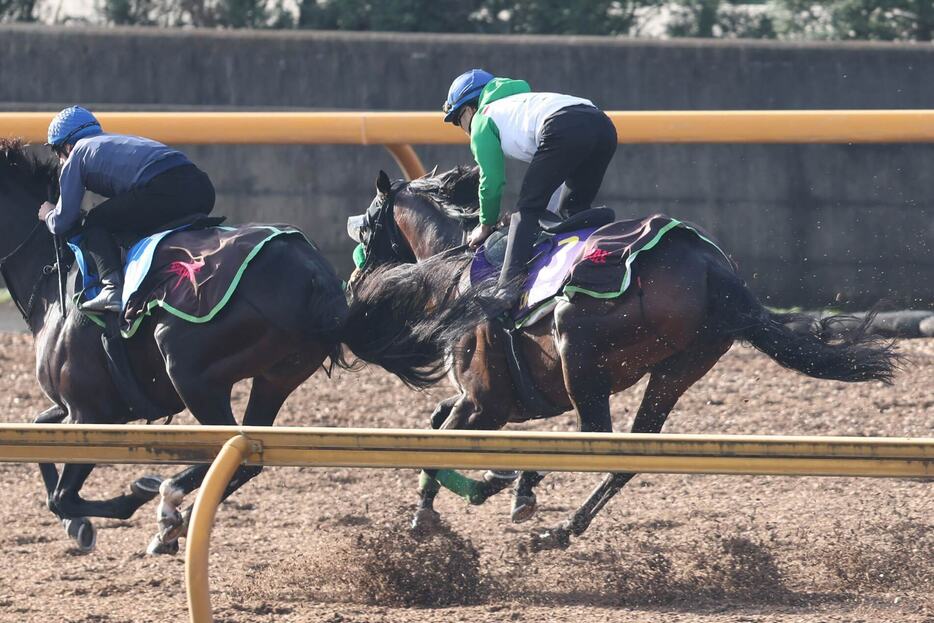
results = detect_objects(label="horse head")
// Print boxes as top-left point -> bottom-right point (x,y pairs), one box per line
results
0,139 -> 58,255
347,166 -> 481,271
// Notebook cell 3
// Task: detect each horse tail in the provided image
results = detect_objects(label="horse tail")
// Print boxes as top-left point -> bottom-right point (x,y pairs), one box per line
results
339,253 -> 491,389
297,247 -> 350,371
705,259 -> 898,384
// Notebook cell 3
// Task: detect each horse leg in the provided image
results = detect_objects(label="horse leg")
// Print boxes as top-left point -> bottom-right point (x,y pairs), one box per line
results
531,337 -> 731,551
412,394 -> 508,535
148,353 -> 320,555
34,405 -> 66,501
147,381 -> 236,555
48,461 -> 162,553
429,394 -> 460,430
512,470 -> 546,523
173,369 -> 318,549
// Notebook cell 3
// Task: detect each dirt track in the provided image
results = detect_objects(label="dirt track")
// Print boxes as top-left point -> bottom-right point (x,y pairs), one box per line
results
0,330 -> 930,623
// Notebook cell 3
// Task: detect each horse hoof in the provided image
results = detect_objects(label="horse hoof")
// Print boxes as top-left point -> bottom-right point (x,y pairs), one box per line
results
511,494 -> 537,524
159,521 -> 185,544
483,470 -> 519,483
528,525 -> 571,552
130,475 -> 163,501
146,534 -> 179,556
62,517 -> 97,553
410,508 -> 442,539
157,499 -> 183,527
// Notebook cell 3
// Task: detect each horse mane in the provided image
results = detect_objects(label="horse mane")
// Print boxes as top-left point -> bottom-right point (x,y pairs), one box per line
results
406,165 -> 481,224
342,249 -> 484,389
0,139 -> 59,200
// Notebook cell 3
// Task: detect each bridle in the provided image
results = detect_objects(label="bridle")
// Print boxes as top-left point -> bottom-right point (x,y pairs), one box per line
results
0,222 -> 62,323
360,179 -> 417,271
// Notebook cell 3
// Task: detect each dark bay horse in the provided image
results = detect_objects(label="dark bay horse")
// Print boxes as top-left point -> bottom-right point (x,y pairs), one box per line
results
0,140 -> 478,556
0,140 -> 352,554
348,166 -> 898,551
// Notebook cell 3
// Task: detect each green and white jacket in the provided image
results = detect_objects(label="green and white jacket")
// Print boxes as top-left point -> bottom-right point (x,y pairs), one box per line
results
470,77 -> 594,225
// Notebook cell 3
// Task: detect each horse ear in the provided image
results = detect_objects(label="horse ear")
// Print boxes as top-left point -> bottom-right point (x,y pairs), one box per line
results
376,170 -> 392,195
415,165 -> 439,181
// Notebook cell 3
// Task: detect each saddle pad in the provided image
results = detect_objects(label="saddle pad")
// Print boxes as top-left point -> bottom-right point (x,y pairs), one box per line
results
68,225 -> 195,305
469,215 -> 731,329
564,215 -> 732,301
79,224 -> 305,337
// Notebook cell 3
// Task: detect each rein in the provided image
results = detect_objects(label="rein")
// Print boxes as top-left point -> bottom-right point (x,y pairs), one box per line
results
0,222 -> 62,323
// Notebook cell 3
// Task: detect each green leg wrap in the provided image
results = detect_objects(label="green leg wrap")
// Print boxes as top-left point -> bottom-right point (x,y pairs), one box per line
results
434,469 -> 487,505
418,470 -> 441,495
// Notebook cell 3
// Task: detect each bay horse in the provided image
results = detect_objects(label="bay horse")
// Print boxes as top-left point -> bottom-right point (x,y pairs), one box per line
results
0,139 -> 355,555
347,166 -> 898,551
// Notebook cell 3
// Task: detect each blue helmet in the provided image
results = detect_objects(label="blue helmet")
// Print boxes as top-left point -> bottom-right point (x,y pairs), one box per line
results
443,69 -> 494,124
47,106 -> 102,147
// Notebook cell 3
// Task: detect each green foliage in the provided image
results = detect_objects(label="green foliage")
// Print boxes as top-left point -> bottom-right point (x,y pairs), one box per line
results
102,0 -> 155,25
774,0 -> 934,42
298,0 -> 482,32
666,0 -> 776,38
0,0 -> 37,22
478,0 -> 664,35
77,0 -> 934,41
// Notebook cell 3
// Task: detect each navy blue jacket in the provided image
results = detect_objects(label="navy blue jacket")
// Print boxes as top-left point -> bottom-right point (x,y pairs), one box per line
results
45,133 -> 190,234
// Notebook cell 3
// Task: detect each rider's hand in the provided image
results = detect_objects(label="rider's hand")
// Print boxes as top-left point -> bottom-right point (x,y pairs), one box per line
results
467,223 -> 494,248
38,201 -> 55,221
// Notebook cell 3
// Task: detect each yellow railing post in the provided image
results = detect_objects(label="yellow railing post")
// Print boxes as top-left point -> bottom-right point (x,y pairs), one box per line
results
384,144 -> 426,180
185,434 -> 255,623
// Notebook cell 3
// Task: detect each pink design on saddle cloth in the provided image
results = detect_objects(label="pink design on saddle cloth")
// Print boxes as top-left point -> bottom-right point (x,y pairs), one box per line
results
167,257 -> 205,292
584,248 -> 610,265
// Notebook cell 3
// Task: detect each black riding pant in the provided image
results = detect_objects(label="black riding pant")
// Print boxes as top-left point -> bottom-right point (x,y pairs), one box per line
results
499,105 -> 617,288
517,104 -> 617,218
81,164 -> 215,280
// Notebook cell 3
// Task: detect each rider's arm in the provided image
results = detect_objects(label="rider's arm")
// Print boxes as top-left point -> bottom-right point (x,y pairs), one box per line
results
44,150 -> 86,235
470,115 -> 505,226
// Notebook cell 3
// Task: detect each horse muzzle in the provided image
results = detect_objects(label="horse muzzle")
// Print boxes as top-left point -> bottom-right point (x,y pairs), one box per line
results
346,214 -> 368,244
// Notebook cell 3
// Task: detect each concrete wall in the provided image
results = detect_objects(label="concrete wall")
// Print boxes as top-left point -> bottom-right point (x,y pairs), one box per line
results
2,25 -> 933,307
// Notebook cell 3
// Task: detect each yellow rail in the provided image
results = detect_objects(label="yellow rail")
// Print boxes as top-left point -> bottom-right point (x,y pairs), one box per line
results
3,110 -> 934,145
4,109 -> 932,180
0,424 -> 930,622
1,424 -> 932,476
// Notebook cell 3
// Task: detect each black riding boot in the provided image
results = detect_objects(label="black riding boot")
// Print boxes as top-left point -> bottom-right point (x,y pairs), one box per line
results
491,210 -> 541,310
80,226 -> 123,313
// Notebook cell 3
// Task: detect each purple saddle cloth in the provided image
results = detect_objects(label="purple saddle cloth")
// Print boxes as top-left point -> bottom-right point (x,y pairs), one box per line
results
469,215 -> 731,327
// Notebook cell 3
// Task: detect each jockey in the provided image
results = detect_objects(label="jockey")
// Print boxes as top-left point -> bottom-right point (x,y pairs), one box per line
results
442,69 -> 617,304
39,106 -> 216,313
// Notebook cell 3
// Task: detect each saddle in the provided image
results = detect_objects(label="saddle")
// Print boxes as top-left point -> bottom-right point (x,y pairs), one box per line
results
479,206 -> 616,270
70,214 -> 226,304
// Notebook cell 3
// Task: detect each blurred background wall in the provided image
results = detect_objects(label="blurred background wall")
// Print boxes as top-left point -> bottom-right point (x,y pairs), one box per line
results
2,24 -> 932,307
